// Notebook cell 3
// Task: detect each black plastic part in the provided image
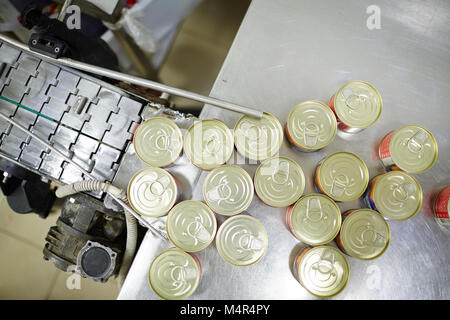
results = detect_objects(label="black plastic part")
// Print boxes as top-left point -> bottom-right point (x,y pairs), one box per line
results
80,247 -> 112,278
28,33 -> 68,59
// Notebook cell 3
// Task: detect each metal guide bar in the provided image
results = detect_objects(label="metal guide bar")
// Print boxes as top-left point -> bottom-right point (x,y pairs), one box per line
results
0,34 -> 264,119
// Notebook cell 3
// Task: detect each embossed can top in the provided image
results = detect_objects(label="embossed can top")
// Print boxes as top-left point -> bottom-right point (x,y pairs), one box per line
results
340,209 -> 391,260
389,125 -> 438,174
216,215 -> 268,266
133,117 -> 183,167
334,81 -> 382,128
317,152 -> 369,202
127,167 -> 178,217
287,101 -> 337,150
148,248 -> 200,300
295,246 -> 349,298
234,112 -> 283,161
373,171 -> 422,221
166,200 -> 217,252
203,165 -> 254,216
254,156 -> 305,207
184,119 -> 234,170
289,194 -> 341,245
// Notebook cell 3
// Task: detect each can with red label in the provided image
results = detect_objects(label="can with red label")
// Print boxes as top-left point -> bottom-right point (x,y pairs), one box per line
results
378,125 -> 438,174
329,81 -> 382,133
433,186 -> 450,229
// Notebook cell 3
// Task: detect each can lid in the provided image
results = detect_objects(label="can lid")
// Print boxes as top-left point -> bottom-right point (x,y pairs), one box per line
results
289,194 -> 341,245
216,215 -> 268,266
317,152 -> 369,202
390,125 -> 438,174
167,200 -> 217,252
203,165 -> 254,216
133,117 -> 183,167
373,171 -> 422,221
254,156 -> 305,207
287,101 -> 337,150
148,248 -> 200,300
234,112 -> 283,161
334,81 -> 382,128
340,209 -> 390,260
127,167 -> 178,217
184,119 -> 234,170
295,246 -> 349,298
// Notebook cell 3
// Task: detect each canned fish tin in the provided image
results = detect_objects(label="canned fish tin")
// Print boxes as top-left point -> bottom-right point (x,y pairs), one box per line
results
292,246 -> 349,298
254,156 -> 305,207
286,101 -> 337,151
148,248 -> 201,300
329,81 -> 382,133
216,215 -> 268,266
128,167 -> 180,217
378,125 -> 438,174
234,112 -> 283,161
286,194 -> 341,245
365,171 -> 422,221
184,119 -> 234,170
433,186 -> 450,229
133,117 -> 183,167
166,200 -> 217,252
314,152 -> 369,202
337,209 -> 391,260
203,165 -> 254,216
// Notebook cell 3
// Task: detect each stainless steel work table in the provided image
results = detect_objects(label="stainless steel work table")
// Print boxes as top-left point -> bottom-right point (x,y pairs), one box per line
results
118,0 -> 450,299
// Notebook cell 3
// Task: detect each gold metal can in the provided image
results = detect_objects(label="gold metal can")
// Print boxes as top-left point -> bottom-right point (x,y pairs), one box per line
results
365,171 -> 422,221
133,117 -> 183,167
203,165 -> 254,216
314,152 -> 369,202
254,156 -> 305,207
292,246 -> 349,298
184,119 -> 234,170
286,101 -> 337,151
127,167 -> 180,217
329,81 -> 382,133
337,209 -> 391,260
148,248 -> 201,300
378,125 -> 438,174
286,194 -> 341,245
215,214 -> 268,266
166,200 -> 217,252
234,112 -> 283,161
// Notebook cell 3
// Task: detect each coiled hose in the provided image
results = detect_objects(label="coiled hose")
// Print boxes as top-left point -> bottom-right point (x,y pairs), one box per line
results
55,180 -> 137,287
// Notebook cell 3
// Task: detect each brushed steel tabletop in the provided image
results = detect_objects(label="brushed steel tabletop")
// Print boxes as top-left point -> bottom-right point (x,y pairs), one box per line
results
118,0 -> 450,300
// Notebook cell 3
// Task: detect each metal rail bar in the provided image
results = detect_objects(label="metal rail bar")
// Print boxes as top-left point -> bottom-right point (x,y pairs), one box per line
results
0,34 -> 263,118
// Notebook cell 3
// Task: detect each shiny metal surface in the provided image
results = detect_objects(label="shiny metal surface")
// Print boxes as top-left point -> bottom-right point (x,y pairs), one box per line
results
119,0 -> 450,299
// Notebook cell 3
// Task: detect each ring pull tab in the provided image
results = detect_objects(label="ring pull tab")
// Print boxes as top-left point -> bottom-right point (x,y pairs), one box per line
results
206,179 -> 232,203
237,231 -> 263,253
358,224 -> 386,247
204,133 -> 220,155
184,217 -> 210,245
169,265 -> 187,289
311,249 -> 337,282
331,173 -> 350,198
407,129 -> 428,154
304,197 -> 324,223
271,160 -> 290,185
301,121 -> 320,147
155,131 -> 172,152
341,87 -> 366,110
392,182 -> 416,204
